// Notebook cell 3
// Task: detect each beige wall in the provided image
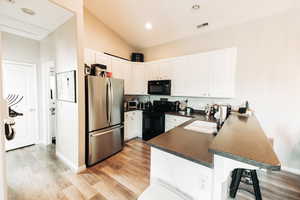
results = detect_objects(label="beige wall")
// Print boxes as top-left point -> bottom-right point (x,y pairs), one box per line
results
40,16 -> 79,170
84,8 -> 135,60
141,8 -> 300,171
49,0 -> 86,170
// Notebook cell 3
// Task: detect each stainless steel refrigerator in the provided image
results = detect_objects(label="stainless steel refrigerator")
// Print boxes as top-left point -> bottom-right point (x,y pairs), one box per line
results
86,75 -> 124,166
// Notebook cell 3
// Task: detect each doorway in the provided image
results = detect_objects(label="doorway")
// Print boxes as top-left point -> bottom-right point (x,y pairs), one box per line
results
2,61 -> 38,151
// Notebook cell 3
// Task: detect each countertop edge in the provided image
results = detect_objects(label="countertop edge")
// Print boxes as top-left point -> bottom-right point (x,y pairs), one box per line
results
147,143 -> 214,169
208,148 -> 281,171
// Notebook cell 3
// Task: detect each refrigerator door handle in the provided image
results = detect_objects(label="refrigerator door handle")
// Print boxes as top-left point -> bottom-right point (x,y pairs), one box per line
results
90,125 -> 124,137
106,79 -> 110,122
110,79 -> 114,124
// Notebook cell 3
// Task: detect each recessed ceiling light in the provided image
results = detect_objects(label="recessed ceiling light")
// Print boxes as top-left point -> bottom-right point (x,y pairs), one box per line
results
192,4 -> 200,10
21,8 -> 36,16
197,22 -> 209,29
145,22 -> 153,30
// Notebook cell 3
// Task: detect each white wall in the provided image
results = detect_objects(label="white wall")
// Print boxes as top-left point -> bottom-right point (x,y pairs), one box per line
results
40,16 -> 81,171
50,0 -> 86,170
140,8 -> 300,171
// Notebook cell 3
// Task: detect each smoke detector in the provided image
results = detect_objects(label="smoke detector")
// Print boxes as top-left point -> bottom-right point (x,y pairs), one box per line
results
21,8 -> 36,16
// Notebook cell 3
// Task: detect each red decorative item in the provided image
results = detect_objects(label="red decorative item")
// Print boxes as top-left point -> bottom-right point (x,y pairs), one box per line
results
106,72 -> 113,78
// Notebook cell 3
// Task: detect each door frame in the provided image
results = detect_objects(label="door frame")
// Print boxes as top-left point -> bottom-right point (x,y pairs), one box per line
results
0,31 -> 8,200
2,60 -> 39,147
41,61 -> 56,145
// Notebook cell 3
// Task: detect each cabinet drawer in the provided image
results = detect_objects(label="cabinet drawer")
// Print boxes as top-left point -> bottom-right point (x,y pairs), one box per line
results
166,115 -> 191,124
165,114 -> 192,132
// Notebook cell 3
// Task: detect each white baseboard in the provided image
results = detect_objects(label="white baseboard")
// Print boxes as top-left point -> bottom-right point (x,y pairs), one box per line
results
56,151 -> 86,173
282,166 -> 300,176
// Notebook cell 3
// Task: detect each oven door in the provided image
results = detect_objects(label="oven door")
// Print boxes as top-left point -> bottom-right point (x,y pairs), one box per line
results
142,112 -> 165,141
148,80 -> 171,95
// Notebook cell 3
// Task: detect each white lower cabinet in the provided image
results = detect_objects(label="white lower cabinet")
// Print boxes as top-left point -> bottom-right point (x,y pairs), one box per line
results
165,114 -> 192,132
124,111 -> 143,141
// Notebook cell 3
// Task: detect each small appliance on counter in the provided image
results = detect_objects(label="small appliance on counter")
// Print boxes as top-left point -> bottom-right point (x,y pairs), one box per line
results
127,100 -> 138,110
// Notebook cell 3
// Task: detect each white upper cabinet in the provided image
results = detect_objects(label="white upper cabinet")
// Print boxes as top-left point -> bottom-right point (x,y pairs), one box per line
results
84,48 -> 96,66
146,62 -> 161,80
111,58 -> 132,94
209,48 -> 236,98
130,63 -> 147,95
185,53 -> 210,97
171,57 -> 188,96
159,61 -> 173,80
84,48 -> 237,98
146,60 -> 173,81
95,52 -> 112,72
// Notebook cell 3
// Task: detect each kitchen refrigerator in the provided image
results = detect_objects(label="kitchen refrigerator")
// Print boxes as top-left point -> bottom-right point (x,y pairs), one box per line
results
86,75 -> 124,166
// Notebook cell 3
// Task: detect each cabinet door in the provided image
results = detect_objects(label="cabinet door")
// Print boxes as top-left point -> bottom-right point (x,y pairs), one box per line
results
124,112 -> 130,141
171,57 -> 188,96
84,48 -> 95,66
111,58 -> 132,94
146,62 -> 160,81
136,111 -> 143,138
185,53 -> 210,97
95,52 -> 112,72
130,64 -> 147,95
159,61 -> 173,80
209,48 -> 236,98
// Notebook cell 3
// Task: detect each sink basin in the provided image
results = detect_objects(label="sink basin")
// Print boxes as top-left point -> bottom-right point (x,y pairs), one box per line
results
184,120 -> 217,134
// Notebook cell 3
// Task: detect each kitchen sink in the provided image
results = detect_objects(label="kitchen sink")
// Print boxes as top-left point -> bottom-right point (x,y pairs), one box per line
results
184,120 -> 217,134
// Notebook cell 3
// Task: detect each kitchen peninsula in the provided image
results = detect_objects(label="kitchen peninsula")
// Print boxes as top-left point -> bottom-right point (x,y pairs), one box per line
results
146,113 -> 281,200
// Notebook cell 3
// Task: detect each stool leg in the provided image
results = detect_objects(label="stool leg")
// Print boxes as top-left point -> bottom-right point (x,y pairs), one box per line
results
250,170 -> 262,200
229,169 -> 244,198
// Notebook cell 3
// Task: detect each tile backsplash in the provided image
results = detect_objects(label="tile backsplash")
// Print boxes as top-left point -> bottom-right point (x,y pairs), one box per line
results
125,95 -> 243,111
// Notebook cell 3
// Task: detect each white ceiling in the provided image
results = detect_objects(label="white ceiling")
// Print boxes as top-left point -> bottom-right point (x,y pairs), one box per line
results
0,0 -> 73,40
85,0 -> 295,49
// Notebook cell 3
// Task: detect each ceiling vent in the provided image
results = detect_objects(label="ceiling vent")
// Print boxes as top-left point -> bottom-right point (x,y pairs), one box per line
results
21,8 -> 36,16
197,23 -> 208,29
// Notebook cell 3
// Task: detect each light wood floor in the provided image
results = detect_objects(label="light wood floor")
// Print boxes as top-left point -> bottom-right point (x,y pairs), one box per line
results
6,139 -> 300,200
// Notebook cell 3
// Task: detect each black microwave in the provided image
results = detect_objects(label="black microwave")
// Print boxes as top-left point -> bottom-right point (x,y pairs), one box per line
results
148,80 -> 171,95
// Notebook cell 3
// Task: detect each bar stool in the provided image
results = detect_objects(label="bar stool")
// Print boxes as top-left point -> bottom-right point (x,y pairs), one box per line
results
229,168 -> 262,200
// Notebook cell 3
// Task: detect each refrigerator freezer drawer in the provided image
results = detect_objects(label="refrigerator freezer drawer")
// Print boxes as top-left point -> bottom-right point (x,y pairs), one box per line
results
87,125 -> 124,166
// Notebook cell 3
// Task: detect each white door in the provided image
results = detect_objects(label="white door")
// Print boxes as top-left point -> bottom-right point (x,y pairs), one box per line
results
2,61 -> 38,151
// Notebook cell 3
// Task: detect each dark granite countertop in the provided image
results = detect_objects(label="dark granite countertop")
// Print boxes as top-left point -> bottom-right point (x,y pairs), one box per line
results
147,115 -> 216,168
165,111 -> 206,118
147,112 -> 281,170
209,114 -> 281,171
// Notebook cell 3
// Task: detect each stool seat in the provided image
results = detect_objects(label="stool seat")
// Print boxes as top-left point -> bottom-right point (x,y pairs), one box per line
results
138,182 -> 191,200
